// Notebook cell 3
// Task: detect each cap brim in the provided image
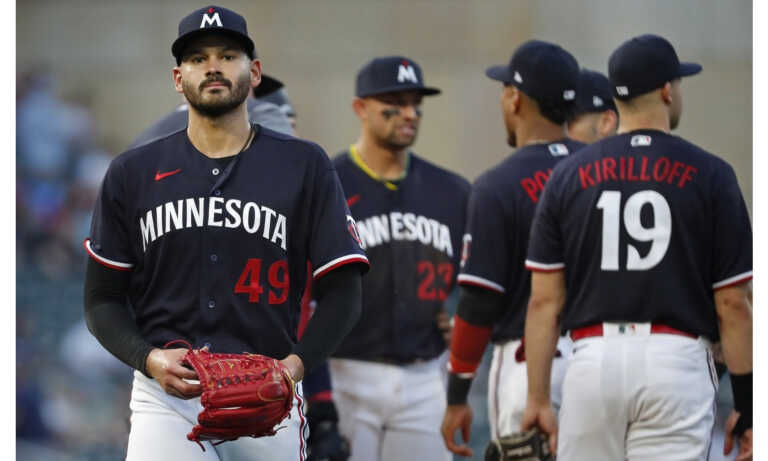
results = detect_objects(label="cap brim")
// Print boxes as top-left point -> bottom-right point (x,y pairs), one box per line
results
358,85 -> 441,98
253,75 -> 284,98
678,62 -> 702,78
172,29 -> 255,63
485,65 -> 512,83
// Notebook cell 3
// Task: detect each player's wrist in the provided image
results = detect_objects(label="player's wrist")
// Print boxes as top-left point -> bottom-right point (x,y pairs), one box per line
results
730,371 -> 752,433
140,346 -> 159,378
526,391 -> 551,407
281,354 -> 305,382
145,347 -> 162,378
447,373 -> 473,405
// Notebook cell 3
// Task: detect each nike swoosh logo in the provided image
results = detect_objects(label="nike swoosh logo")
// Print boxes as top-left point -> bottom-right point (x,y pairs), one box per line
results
155,169 -> 182,181
346,194 -> 361,207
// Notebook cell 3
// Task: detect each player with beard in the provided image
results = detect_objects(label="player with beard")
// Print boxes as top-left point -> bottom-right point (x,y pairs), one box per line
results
83,6 -> 368,460
326,56 -> 470,461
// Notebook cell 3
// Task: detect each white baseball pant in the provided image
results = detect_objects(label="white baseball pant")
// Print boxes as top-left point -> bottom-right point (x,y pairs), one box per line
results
125,370 -> 308,461
488,336 -> 573,440
329,357 -> 451,461
558,324 -> 717,460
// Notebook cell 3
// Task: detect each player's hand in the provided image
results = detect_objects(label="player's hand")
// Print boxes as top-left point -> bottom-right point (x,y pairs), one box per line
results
441,403 -> 474,457
724,410 -> 753,460
146,347 -> 202,399
280,354 -> 305,382
521,399 -> 558,455
437,311 -> 452,345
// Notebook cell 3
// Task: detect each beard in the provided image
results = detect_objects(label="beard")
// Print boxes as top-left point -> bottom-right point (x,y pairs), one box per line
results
507,131 -> 517,147
183,71 -> 252,118
378,127 -> 417,150
670,111 -> 680,130
504,113 -> 517,147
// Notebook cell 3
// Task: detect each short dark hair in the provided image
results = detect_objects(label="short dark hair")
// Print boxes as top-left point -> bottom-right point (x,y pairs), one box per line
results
537,98 -> 575,125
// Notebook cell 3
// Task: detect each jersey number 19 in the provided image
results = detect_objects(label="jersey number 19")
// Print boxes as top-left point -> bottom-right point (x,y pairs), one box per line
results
596,190 -> 671,271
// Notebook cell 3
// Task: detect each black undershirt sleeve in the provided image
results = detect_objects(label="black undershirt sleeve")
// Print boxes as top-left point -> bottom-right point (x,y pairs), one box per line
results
455,284 -> 506,326
83,258 -> 155,377
292,264 -> 363,374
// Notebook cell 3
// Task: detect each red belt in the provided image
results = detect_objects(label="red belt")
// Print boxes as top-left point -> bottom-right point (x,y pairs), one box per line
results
570,324 -> 697,341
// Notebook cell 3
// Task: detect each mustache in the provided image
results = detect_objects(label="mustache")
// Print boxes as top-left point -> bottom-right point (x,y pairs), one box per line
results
199,76 -> 232,91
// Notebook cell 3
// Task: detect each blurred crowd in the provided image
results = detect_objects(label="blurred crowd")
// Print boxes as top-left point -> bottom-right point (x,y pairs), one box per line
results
17,70 -> 133,460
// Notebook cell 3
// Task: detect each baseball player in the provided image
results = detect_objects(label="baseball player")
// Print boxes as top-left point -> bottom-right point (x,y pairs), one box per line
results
83,6 -> 369,460
132,67 -> 349,460
567,69 -> 618,144
439,40 -> 583,458
327,56 -> 470,461
522,34 -> 752,460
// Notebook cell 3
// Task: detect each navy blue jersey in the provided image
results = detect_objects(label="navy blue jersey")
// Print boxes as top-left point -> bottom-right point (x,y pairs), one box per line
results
331,147 -> 470,363
526,130 -> 752,340
85,126 -> 369,358
457,140 -> 585,342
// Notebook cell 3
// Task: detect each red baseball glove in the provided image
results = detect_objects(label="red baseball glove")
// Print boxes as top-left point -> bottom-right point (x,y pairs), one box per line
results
166,340 -> 295,451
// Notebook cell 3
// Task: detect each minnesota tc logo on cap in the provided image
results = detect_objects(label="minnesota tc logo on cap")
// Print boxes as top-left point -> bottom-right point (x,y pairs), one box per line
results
201,7 -> 223,28
172,5 -> 255,65
397,61 -> 418,84
355,56 -> 441,98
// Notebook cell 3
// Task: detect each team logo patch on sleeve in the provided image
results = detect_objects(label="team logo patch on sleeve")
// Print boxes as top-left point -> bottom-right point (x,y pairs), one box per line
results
346,215 -> 363,248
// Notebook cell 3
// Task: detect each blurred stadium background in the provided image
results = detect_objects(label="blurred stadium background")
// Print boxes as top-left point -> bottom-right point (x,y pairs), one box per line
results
16,1 -> 751,459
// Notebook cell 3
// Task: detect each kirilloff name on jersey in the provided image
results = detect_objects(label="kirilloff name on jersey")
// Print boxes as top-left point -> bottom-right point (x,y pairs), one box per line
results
139,197 -> 288,251
355,212 -> 454,257
579,156 -> 697,190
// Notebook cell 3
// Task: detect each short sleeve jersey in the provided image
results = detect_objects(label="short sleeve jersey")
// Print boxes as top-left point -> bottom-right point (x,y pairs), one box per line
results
85,127 -> 369,358
526,130 -> 752,340
457,140 -> 585,342
331,149 -> 471,363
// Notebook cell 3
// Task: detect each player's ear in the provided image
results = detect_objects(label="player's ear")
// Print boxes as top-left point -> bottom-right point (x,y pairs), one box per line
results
660,82 -> 673,105
599,110 -> 619,136
510,86 -> 522,114
172,67 -> 184,94
352,97 -> 367,121
249,59 -> 262,89
500,85 -> 519,115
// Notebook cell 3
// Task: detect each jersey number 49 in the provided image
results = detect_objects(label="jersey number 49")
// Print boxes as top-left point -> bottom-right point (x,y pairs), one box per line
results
235,258 -> 290,304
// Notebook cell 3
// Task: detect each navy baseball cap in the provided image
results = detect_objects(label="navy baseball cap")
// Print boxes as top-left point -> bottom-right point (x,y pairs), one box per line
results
608,34 -> 702,100
172,6 -> 255,65
355,56 -> 441,98
252,75 -> 283,98
486,40 -> 579,105
574,69 -> 617,114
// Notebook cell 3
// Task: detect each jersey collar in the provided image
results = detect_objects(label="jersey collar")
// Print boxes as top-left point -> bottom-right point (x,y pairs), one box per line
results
348,144 -> 409,191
